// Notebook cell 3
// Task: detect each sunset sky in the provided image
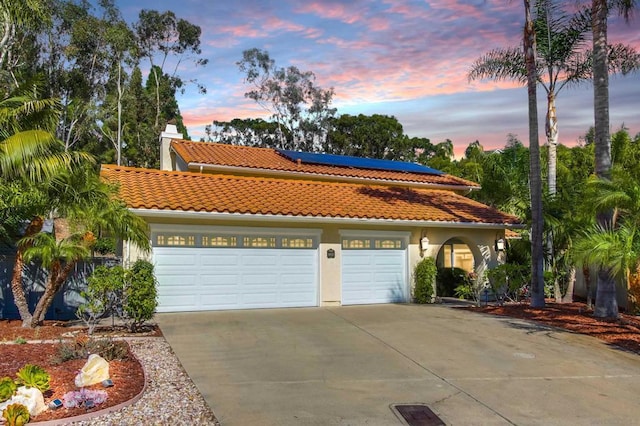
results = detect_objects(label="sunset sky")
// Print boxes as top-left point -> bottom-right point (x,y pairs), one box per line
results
118,0 -> 640,156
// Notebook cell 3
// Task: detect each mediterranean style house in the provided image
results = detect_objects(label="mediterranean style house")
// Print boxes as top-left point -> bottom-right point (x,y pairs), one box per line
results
100,125 -> 520,312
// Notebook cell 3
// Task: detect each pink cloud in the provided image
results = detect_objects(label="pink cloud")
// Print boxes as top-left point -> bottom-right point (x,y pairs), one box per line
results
295,2 -> 368,24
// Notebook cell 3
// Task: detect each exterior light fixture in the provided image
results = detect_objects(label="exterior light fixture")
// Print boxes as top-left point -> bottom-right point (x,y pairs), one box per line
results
420,236 -> 430,252
495,238 -> 505,251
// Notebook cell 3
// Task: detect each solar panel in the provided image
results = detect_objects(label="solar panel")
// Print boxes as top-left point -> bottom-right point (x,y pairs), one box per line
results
277,149 -> 444,176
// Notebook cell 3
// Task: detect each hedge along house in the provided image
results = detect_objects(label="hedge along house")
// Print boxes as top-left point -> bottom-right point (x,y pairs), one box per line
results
100,125 -> 521,313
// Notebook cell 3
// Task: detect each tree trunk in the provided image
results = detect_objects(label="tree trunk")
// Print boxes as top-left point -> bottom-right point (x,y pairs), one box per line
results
562,266 -> 575,304
628,263 -> 640,314
30,261 -> 76,327
592,0 -> 618,319
524,0 -> 545,308
10,217 -> 44,327
546,91 -> 558,196
584,266 -> 593,309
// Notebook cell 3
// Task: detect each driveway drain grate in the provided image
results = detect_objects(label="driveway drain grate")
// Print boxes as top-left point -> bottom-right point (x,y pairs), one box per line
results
391,404 -> 446,426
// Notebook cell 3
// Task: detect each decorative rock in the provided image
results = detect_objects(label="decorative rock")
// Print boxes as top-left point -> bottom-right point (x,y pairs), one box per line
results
75,354 -> 110,388
0,386 -> 47,417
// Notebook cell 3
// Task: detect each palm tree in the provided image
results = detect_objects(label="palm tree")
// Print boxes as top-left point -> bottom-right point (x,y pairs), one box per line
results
1,85 -> 92,326
11,165 -> 150,327
21,231 -> 92,327
571,223 -> 640,312
523,0 -> 545,308
591,0 -> 637,318
469,1 -> 638,196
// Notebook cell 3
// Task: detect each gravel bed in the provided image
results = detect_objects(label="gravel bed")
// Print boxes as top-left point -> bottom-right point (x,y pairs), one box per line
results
62,338 -> 219,426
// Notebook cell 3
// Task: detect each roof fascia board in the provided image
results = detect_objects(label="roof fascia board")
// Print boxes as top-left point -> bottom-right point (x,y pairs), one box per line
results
130,208 -> 523,229
186,162 -> 479,192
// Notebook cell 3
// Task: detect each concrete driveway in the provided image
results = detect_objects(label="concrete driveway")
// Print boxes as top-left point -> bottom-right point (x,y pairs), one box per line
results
157,305 -> 640,425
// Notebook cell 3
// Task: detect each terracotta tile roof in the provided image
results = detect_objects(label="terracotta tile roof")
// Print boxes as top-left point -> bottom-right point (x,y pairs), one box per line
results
101,165 -> 519,225
170,140 -> 479,189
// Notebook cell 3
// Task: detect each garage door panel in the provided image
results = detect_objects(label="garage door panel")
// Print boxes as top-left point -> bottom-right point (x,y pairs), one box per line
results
200,253 -> 240,266
153,245 -> 317,312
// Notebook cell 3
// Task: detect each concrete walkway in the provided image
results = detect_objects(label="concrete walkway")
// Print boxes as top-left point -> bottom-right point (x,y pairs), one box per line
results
157,304 -> 640,425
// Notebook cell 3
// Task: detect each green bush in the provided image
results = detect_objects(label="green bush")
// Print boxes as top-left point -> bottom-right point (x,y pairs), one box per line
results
0,377 -> 17,403
93,237 -> 117,255
413,257 -> 437,303
77,265 -> 126,334
436,267 -> 468,297
486,263 -> 530,302
15,364 -> 50,392
123,260 -> 158,332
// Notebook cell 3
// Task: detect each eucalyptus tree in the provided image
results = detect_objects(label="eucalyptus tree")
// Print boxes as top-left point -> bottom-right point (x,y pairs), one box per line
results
0,0 -> 49,92
237,48 -> 336,151
135,9 -> 207,130
591,0 -> 637,318
325,114 -> 406,159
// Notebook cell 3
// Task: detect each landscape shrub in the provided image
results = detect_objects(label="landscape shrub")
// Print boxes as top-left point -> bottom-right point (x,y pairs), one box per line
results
413,257 -> 437,303
122,260 -> 158,332
53,337 -> 129,364
77,266 -> 125,334
77,260 -> 158,333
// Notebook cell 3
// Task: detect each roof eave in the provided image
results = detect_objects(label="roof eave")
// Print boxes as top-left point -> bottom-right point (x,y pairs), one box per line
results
129,208 -> 523,229
186,162 -> 480,192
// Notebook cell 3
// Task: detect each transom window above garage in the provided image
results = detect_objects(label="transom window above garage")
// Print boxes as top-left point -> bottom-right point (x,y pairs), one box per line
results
153,232 -> 317,249
342,237 -> 405,250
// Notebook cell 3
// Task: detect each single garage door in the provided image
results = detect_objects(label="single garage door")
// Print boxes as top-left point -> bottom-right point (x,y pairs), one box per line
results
152,227 -> 319,312
341,234 -> 408,305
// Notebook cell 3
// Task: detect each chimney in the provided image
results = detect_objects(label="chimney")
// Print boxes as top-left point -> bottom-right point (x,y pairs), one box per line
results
159,124 -> 183,171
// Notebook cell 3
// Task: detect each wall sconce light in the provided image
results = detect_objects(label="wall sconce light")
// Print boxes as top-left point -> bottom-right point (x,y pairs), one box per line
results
495,238 -> 505,252
420,236 -> 430,252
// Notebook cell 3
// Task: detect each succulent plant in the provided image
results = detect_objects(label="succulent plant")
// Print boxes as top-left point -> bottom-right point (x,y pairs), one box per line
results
15,364 -> 50,392
2,403 -> 30,426
0,376 -> 18,403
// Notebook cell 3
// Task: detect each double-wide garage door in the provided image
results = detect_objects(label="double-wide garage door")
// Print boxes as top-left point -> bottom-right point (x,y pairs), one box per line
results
152,227 -> 319,312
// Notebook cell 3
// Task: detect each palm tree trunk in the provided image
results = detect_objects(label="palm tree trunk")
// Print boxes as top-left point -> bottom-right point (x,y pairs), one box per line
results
584,266 -> 593,309
592,0 -> 618,319
524,0 -> 545,308
10,216 -> 44,327
30,261 -> 76,327
546,91 -> 558,196
628,263 -> 640,314
562,266 -> 575,303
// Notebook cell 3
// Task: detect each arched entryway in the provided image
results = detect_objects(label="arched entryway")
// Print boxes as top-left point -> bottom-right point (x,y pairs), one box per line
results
437,238 -> 475,272
436,238 -> 478,297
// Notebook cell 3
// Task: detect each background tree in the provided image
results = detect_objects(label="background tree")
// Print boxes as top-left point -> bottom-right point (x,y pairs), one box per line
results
237,48 -> 336,151
0,0 -> 49,92
135,9 -> 207,130
324,114 -> 408,159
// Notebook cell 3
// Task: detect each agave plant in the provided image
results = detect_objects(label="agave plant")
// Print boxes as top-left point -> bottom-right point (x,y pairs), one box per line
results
15,364 -> 50,392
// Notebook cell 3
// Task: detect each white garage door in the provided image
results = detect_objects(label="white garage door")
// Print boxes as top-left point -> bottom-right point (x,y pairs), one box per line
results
152,227 -> 319,312
341,234 -> 408,305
